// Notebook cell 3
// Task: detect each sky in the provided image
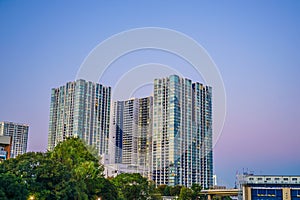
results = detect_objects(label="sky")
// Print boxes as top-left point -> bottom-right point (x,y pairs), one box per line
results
0,1 -> 299,187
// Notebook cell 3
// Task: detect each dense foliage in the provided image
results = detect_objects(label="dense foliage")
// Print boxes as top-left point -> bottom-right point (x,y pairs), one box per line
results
0,138 -> 206,200
0,138 -> 111,199
0,172 -> 28,199
112,173 -> 153,200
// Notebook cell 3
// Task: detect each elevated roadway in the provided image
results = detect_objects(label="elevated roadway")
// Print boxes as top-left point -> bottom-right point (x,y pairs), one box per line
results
201,189 -> 239,200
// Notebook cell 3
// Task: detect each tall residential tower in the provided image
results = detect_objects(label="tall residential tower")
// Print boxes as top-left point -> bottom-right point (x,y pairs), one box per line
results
0,121 -> 29,158
152,75 -> 213,188
48,79 -> 111,156
109,97 -> 153,175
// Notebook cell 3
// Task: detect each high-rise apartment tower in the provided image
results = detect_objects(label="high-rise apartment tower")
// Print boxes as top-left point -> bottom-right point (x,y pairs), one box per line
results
152,75 -> 213,188
109,97 -> 153,176
0,121 -> 29,158
48,79 -> 111,156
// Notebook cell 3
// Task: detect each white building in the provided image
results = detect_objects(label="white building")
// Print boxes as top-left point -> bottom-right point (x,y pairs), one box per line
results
104,163 -> 149,178
48,79 -> 111,156
152,75 -> 213,188
109,97 -> 153,178
213,175 -> 218,186
237,174 -> 300,200
0,121 -> 29,158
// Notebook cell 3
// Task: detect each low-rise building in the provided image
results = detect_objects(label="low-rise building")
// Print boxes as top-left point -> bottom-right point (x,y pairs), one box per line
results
104,163 -> 149,178
0,135 -> 12,162
237,174 -> 300,200
0,121 -> 29,158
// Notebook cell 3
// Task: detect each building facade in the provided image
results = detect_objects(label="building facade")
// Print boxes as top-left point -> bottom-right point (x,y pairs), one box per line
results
48,79 -> 111,156
152,75 -> 213,188
238,174 -> 300,200
109,97 -> 153,177
122,99 -> 139,165
0,122 -> 29,158
104,163 -> 149,178
109,101 -> 124,164
0,135 -> 12,161
137,96 -> 153,176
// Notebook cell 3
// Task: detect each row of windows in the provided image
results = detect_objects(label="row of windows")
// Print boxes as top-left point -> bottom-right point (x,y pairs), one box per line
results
249,177 -> 299,181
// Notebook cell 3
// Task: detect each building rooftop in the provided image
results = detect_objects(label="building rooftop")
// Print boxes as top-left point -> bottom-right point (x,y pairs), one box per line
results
0,121 -> 29,127
238,174 -> 300,186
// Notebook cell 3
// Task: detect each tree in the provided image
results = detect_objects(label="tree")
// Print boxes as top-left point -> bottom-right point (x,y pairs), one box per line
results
163,185 -> 171,196
50,137 -> 102,171
148,181 -> 162,200
179,187 -> 193,200
157,185 -> 166,195
49,137 -> 105,199
0,173 -> 28,199
112,173 -> 151,200
191,183 -> 204,200
170,185 -> 182,196
157,184 -> 170,196
91,177 -> 118,200
0,151 -> 65,199
0,137 -> 109,200
213,196 -> 232,200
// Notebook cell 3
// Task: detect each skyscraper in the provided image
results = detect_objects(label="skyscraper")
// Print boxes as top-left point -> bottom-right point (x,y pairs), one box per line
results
48,79 -> 111,156
109,97 -> 153,175
152,75 -> 212,188
109,101 -> 124,164
121,98 -> 139,165
0,121 -> 29,158
137,96 -> 153,175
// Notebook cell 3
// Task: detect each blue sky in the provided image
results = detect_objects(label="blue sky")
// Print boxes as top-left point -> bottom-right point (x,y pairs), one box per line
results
1,1 -> 299,187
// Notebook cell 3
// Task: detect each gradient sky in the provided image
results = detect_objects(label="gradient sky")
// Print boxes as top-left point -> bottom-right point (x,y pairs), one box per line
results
1,1 -> 299,187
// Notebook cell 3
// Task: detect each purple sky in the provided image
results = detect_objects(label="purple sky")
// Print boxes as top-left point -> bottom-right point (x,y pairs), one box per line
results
0,1 -> 299,187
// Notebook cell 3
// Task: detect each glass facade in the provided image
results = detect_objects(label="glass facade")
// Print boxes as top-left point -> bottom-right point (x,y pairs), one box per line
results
0,122 -> 29,158
250,188 -> 300,200
152,75 -> 213,188
138,97 -> 153,178
109,101 -> 124,164
48,79 -> 111,156
291,189 -> 300,200
122,99 -> 139,165
109,97 -> 153,177
251,188 -> 283,200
